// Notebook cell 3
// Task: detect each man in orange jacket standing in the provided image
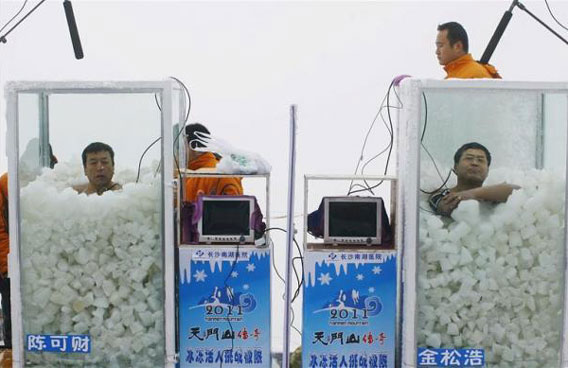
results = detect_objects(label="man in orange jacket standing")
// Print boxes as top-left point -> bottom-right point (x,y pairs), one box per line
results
436,22 -> 501,79
183,123 -> 243,203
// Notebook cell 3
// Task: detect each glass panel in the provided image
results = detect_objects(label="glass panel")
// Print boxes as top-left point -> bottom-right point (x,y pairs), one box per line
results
543,94 -> 568,170
417,90 -> 566,367
17,91 -> 165,367
420,90 -> 541,170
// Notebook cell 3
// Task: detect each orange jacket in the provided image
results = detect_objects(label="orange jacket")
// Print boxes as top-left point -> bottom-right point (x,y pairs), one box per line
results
0,173 -> 9,275
184,152 -> 243,202
444,54 -> 501,79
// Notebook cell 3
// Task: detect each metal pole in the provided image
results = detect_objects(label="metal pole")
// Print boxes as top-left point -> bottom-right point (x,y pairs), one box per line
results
282,105 -> 297,368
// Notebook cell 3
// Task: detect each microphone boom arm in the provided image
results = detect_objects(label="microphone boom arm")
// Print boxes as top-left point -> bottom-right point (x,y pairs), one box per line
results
0,0 -> 48,44
480,0 -> 568,64
516,1 -> 568,46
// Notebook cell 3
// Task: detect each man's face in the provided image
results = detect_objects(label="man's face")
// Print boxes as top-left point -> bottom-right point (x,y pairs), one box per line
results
435,29 -> 464,65
84,150 -> 114,189
454,148 -> 489,186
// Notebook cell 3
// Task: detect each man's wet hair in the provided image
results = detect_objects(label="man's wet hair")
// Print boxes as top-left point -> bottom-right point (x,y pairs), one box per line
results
454,142 -> 491,166
437,21 -> 469,53
81,142 -> 115,167
185,123 -> 210,149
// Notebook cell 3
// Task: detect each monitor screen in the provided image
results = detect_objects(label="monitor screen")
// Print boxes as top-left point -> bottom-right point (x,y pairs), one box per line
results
201,200 -> 251,236
328,201 -> 378,238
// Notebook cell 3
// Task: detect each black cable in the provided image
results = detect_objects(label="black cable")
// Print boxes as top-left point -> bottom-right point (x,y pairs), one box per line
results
0,0 -> 29,34
270,239 -> 286,284
347,81 -> 394,195
169,77 -> 191,185
0,0 -> 46,44
420,92 -> 428,142
219,241 -> 240,368
135,137 -> 161,183
348,78 -> 400,196
291,256 -> 304,303
264,227 -> 304,303
419,92 -> 452,194
291,256 -> 301,300
170,76 -> 191,127
264,227 -> 304,340
154,93 -> 162,112
137,77 -> 191,184
291,237 -> 304,302
420,169 -> 452,195
544,0 -> 568,32
382,78 -> 395,175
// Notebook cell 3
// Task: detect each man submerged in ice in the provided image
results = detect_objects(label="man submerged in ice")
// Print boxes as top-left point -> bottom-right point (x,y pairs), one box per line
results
73,142 -> 122,195
429,142 -> 519,216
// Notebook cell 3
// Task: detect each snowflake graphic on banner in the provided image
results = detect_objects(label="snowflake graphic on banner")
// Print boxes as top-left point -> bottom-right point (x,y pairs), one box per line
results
193,270 -> 207,282
318,273 -> 333,285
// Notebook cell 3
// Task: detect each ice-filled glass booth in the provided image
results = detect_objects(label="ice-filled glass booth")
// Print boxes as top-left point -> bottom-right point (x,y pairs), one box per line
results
397,80 -> 568,368
5,81 -> 183,367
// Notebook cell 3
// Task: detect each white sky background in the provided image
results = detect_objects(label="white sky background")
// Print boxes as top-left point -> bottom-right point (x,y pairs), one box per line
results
1,0 -> 568,354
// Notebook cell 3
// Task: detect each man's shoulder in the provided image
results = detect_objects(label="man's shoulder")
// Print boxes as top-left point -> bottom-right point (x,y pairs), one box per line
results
445,54 -> 499,79
73,183 -> 88,193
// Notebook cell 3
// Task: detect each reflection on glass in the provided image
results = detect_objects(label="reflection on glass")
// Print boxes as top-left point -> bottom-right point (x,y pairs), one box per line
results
18,94 -> 42,187
417,91 -> 566,367
18,92 -> 165,367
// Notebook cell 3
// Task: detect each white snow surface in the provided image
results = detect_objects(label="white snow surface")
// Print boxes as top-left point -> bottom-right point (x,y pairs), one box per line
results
418,167 -> 566,368
18,162 -> 164,367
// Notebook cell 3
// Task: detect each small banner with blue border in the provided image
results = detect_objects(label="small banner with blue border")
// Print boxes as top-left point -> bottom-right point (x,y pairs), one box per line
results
302,250 -> 397,368
178,247 -> 271,368
26,334 -> 91,353
417,348 -> 485,367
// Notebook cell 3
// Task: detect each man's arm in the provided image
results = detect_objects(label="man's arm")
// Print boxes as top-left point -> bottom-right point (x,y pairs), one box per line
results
429,183 -> 520,217
430,191 -> 461,217
456,183 -> 520,202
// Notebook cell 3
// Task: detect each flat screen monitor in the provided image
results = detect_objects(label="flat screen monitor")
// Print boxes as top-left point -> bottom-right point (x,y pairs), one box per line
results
197,195 -> 255,244
323,196 -> 383,245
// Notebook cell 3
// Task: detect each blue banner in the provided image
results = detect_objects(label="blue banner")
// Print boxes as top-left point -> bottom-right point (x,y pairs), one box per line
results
26,334 -> 91,353
178,247 -> 271,368
302,251 -> 397,368
417,348 -> 485,367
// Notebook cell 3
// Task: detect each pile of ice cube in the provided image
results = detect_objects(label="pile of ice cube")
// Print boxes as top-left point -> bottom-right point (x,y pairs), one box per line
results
418,167 -> 565,368
18,162 -> 164,367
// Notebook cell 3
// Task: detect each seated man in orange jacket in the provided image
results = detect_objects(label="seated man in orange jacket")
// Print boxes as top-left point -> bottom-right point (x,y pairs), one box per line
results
183,123 -> 243,202
436,22 -> 501,79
